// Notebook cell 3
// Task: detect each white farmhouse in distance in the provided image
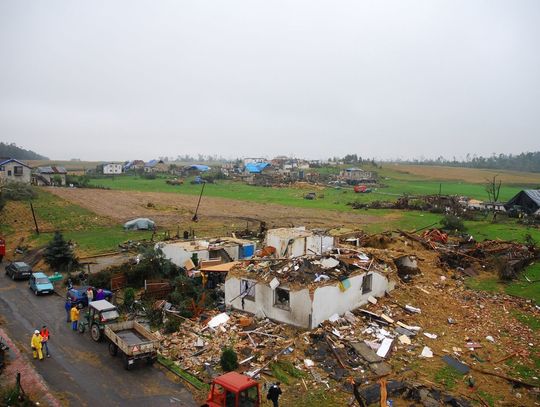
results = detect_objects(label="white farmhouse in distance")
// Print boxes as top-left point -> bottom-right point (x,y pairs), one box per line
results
103,163 -> 123,175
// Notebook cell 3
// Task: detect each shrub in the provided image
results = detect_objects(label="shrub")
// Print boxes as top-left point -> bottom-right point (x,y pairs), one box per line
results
220,348 -> 238,372
88,270 -> 113,289
163,317 -> 181,334
440,214 -> 465,232
123,287 -> 136,308
1,182 -> 37,201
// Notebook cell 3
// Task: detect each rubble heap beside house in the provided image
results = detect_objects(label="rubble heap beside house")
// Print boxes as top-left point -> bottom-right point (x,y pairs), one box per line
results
157,230 -> 540,406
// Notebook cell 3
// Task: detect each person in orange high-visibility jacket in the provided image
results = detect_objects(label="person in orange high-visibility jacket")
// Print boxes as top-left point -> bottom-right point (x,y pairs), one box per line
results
71,305 -> 80,331
40,325 -> 50,357
31,330 -> 43,360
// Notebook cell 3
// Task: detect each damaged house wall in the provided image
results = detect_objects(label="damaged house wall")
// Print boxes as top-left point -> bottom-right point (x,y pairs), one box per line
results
225,277 -> 313,328
266,227 -> 334,258
159,241 -> 210,267
159,238 -> 256,268
225,270 -> 390,329
311,272 -> 389,327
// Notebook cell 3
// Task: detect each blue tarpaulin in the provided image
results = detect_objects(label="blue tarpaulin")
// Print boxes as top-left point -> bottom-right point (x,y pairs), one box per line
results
245,162 -> 270,173
185,165 -> 210,172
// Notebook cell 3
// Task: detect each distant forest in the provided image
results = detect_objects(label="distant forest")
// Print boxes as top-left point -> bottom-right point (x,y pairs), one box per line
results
400,152 -> 540,173
0,142 -> 48,160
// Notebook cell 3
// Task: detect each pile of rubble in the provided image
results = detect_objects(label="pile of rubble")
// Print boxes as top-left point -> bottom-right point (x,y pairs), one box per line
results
159,311 -> 294,376
157,231 -> 540,406
228,248 -> 391,288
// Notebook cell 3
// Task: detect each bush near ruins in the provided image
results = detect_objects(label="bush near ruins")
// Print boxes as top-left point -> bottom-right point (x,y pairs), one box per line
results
220,348 -> 238,372
440,214 -> 466,232
1,182 -> 37,201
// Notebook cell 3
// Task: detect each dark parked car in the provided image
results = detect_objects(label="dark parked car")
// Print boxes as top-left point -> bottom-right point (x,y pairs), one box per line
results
67,286 -> 113,307
5,262 -> 32,280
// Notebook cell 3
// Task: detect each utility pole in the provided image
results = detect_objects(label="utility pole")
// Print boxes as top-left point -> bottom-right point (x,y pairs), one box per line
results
192,182 -> 206,222
30,202 -> 39,235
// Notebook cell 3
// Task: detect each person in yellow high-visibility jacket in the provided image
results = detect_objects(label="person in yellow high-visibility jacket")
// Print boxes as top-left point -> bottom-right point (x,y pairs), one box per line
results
31,330 -> 43,360
71,305 -> 80,331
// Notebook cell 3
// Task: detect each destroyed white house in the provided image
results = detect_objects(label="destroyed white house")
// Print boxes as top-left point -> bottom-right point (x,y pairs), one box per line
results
265,227 -> 335,258
103,163 -> 123,175
225,250 -> 392,329
157,237 -> 256,269
33,166 -> 67,186
340,167 -> 378,184
144,159 -> 169,173
0,158 -> 32,184
270,157 -> 310,171
461,198 -> 506,212
124,160 -> 145,171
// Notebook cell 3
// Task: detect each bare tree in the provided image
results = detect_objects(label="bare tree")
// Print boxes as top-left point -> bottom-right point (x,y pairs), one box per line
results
485,175 -> 502,221
485,175 -> 502,203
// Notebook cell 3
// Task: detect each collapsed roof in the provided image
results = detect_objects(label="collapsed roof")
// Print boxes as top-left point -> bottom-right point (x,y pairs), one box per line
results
505,189 -> 540,214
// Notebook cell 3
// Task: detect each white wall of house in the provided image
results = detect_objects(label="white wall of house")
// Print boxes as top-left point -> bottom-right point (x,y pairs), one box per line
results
103,163 -> 123,174
225,277 -> 313,328
159,243 -> 210,267
311,272 -> 388,327
222,245 -> 239,260
266,229 -> 334,258
0,161 -> 31,183
225,271 -> 390,329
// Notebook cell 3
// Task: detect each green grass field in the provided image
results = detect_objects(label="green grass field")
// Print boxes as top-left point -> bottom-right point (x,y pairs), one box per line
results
88,172 -> 528,211
466,262 -> 540,303
26,190 -> 154,254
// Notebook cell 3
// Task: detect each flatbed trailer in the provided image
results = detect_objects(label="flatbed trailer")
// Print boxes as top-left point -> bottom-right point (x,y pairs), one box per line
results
104,320 -> 159,370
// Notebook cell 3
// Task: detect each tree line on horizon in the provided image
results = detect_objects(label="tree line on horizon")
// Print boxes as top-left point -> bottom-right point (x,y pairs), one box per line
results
0,142 -> 48,160
396,151 -> 540,173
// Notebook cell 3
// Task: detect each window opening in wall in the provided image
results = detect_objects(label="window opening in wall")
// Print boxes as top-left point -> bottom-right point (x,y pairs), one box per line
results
240,279 -> 256,301
14,166 -> 23,176
274,287 -> 290,310
362,274 -> 373,294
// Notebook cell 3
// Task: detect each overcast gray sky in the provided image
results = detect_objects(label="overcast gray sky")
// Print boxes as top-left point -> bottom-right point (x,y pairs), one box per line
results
1,1 -> 539,161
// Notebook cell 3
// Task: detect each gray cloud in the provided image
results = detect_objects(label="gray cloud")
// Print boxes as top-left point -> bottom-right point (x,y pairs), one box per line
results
1,0 -> 539,161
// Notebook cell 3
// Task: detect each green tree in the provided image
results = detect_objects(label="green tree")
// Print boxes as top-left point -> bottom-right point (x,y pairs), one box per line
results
44,231 -> 79,272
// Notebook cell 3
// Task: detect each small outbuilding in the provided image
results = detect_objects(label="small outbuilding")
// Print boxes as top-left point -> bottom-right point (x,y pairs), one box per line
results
157,237 -> 256,269
33,166 -> 67,186
505,190 -> 540,216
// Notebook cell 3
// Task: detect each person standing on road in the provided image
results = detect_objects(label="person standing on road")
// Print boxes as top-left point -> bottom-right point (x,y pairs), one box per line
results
86,287 -> 94,305
31,330 -> 43,361
70,304 -> 79,331
65,298 -> 72,322
267,382 -> 282,407
40,325 -> 51,358
95,288 -> 105,301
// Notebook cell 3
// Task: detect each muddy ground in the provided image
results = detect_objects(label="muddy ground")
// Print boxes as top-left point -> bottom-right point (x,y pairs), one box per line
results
47,188 -> 384,234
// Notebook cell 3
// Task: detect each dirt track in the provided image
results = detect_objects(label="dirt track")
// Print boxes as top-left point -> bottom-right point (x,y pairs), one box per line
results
48,188 -> 381,233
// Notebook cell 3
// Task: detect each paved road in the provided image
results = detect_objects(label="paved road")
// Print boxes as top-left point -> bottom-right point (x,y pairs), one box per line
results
0,265 -> 197,407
